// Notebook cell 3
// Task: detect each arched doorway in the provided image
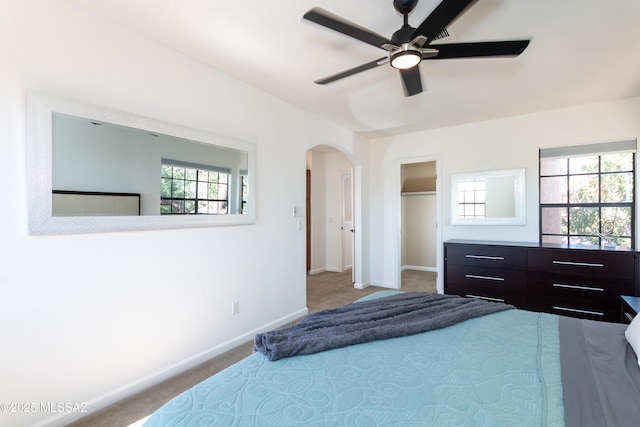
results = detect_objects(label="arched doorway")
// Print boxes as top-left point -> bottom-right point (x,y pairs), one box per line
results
306,145 -> 361,287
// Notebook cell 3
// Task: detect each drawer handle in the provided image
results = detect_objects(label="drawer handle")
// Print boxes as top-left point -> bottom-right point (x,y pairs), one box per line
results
552,306 -> 604,316
465,274 -> 505,282
552,283 -> 604,292
465,255 -> 505,261
466,294 -> 505,303
552,260 -> 604,268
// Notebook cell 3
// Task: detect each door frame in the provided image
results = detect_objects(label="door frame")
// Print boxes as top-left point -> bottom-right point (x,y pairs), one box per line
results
306,169 -> 311,271
395,155 -> 443,293
341,171 -> 354,277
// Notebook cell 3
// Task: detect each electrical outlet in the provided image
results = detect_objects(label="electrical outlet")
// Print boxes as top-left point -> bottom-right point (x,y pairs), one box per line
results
231,301 -> 240,315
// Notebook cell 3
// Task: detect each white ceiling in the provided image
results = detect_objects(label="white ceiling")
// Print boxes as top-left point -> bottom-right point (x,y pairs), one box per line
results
71,0 -> 640,137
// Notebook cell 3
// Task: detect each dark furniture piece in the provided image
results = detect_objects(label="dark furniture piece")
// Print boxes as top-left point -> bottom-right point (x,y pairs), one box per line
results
444,239 -> 640,323
621,295 -> 640,324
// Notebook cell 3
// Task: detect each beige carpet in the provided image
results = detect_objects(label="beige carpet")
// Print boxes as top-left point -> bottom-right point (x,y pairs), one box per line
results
68,270 -> 436,427
307,269 -> 436,312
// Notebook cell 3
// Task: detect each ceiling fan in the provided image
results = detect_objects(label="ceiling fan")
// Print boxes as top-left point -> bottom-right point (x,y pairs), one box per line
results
303,0 -> 530,96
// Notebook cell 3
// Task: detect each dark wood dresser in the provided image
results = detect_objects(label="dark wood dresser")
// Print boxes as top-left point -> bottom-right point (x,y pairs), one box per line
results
444,239 -> 639,323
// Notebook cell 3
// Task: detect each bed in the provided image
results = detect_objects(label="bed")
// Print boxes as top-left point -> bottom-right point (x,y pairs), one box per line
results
143,291 -> 640,426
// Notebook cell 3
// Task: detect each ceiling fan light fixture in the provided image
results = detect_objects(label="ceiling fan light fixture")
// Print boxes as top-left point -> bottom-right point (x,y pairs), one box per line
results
390,45 -> 422,69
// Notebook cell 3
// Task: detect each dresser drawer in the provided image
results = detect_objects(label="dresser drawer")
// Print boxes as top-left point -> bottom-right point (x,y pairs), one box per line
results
528,272 -> 634,300
447,283 -> 527,308
445,244 -> 527,269
447,266 -> 527,293
528,272 -> 633,323
528,295 -> 619,322
528,249 -> 636,279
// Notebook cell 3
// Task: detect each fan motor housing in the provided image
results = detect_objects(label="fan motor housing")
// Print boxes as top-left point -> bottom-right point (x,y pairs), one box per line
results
393,0 -> 419,14
392,25 -> 416,44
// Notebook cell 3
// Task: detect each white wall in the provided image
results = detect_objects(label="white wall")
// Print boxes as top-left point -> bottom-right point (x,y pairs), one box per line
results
0,1 -> 355,426
368,96 -> 640,290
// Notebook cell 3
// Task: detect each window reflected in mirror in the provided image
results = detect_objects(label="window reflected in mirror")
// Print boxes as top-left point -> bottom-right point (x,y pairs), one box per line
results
160,161 -> 232,215
451,168 -> 525,225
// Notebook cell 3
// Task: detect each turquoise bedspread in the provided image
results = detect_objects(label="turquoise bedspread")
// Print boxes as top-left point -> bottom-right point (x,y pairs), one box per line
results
144,308 -> 564,426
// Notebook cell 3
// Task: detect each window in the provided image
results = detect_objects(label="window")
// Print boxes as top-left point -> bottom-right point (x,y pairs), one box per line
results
457,178 -> 486,218
539,140 -> 636,248
161,160 -> 230,215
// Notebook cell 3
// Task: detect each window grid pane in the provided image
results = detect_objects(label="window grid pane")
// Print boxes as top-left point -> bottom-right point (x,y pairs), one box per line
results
601,172 -> 633,203
568,155 -> 599,174
540,158 -> 568,176
568,207 -> 599,235
540,176 -> 567,204
568,175 -> 599,203
601,153 -> 633,173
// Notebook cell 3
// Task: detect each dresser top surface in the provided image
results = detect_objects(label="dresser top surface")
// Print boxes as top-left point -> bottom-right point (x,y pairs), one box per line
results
622,295 -> 640,314
445,239 -> 636,253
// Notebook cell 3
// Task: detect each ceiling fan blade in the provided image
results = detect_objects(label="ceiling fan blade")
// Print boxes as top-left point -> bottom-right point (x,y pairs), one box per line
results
304,7 -> 393,50
412,0 -> 479,42
399,67 -> 423,97
425,40 -> 530,59
315,57 -> 387,85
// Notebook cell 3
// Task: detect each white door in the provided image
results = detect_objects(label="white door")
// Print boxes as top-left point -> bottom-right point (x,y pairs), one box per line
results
341,173 -> 353,273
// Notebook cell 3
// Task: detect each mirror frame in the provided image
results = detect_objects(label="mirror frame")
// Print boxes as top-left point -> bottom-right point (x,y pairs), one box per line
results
27,90 -> 256,234
450,168 -> 525,226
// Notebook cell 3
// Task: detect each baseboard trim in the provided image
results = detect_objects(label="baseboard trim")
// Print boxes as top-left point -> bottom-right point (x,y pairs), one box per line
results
308,267 -> 349,275
353,280 -> 370,289
401,265 -> 436,273
370,281 -> 399,289
38,308 -> 308,427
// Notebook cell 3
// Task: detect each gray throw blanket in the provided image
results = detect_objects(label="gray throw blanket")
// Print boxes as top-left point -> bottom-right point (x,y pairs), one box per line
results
254,292 -> 513,361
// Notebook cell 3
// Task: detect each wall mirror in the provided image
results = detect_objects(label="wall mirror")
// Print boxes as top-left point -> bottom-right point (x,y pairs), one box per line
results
451,168 -> 525,225
27,90 -> 256,234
